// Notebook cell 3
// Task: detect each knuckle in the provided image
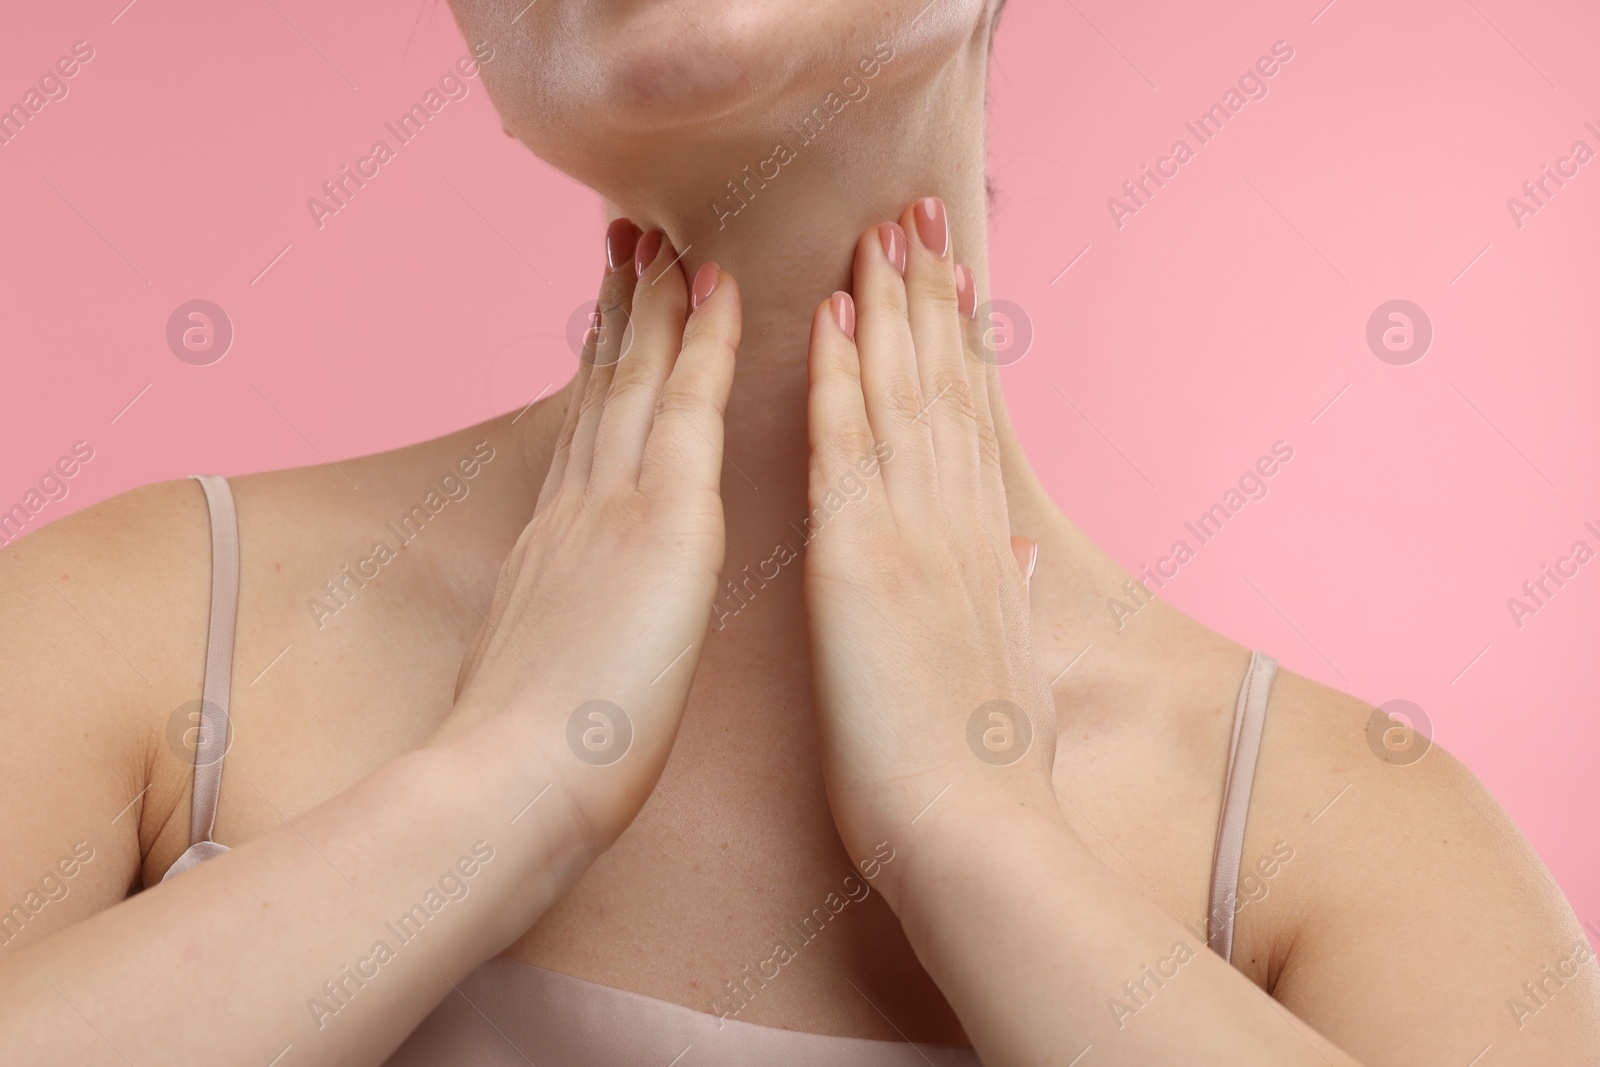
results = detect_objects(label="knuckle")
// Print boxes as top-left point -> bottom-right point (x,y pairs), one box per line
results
644,431 -> 699,481
827,348 -> 864,387
909,273 -> 961,317
630,265 -> 680,316
974,414 -> 1002,466
884,385 -> 925,424
598,486 -> 651,529
655,382 -> 714,425
578,378 -> 610,419
864,542 -> 921,592
597,267 -> 637,313
679,310 -> 730,354
605,351 -> 657,398
654,380 -> 689,417
813,427 -> 879,475
927,369 -> 978,422
869,271 -> 911,322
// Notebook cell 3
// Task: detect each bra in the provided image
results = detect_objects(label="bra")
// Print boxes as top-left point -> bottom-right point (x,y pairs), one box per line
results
163,474 -> 1278,1065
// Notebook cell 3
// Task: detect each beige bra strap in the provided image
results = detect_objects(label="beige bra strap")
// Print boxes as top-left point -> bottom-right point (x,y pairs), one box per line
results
1206,650 -> 1277,962
161,475 -> 239,882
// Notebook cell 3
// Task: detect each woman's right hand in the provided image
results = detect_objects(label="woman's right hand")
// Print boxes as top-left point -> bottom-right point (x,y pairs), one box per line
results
0,222 -> 738,1067
434,221 -> 739,849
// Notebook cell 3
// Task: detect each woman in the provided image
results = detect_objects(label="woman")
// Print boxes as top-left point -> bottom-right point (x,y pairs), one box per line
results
0,0 -> 1594,1064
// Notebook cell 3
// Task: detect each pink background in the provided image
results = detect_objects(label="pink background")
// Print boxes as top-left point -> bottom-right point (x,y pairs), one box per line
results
3,0 -> 1595,929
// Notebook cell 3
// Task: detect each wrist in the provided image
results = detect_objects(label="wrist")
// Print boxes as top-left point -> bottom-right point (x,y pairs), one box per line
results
419,713 -> 607,937
883,785 -> 1082,945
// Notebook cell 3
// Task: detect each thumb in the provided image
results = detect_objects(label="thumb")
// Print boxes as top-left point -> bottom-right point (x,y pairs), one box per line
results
1009,536 -> 1039,591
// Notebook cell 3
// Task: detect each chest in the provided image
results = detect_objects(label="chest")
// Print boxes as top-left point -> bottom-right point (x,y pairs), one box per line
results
141,557 -> 1235,1039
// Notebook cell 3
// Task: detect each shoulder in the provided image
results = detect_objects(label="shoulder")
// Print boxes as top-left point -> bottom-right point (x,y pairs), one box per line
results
0,477 -> 216,928
1247,667 -> 1545,908
0,456 -> 416,849
0,403 -> 555,908
0,413 -> 546,737
0,476 -> 214,715
1239,668 -> 1600,1061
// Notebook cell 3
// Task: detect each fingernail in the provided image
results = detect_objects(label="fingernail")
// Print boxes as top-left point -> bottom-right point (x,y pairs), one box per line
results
691,262 -> 720,310
634,230 -> 663,279
1026,540 -> 1039,581
955,264 -> 976,320
830,291 -> 855,339
914,197 -> 949,258
878,223 -> 907,274
606,218 -> 639,273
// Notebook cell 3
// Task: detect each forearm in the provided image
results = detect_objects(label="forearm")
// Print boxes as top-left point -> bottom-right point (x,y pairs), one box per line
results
0,713 -> 596,1067
889,801 -> 1362,1067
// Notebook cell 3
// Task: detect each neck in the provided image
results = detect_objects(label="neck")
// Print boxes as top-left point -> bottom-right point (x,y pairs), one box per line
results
552,20 -> 1049,528
621,23 -> 998,499
495,20 -> 1220,709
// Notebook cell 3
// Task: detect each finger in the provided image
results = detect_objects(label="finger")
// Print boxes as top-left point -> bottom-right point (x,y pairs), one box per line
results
1009,535 -> 1038,591
538,221 -> 639,508
851,220 -> 937,514
538,217 -> 635,510
901,196 -> 982,519
638,265 -> 740,501
806,292 -> 898,541
535,342 -> 594,516
589,231 -> 693,488
564,222 -> 647,490
954,261 -> 1010,535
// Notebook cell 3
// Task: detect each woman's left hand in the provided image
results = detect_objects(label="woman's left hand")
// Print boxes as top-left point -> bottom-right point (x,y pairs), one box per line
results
803,202 -> 1383,1067
802,198 -> 1059,903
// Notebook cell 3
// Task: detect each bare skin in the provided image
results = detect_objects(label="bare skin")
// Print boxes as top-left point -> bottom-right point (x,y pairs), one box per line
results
1,0 -> 1596,1064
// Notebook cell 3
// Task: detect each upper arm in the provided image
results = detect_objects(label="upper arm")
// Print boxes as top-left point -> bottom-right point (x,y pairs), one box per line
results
0,480 -> 211,952
1249,677 -> 1600,1065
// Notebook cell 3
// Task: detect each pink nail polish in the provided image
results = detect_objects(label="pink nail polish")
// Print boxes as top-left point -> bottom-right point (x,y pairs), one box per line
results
914,197 -> 949,258
955,264 -> 976,320
830,292 -> 855,339
605,218 -> 638,273
1026,540 -> 1039,580
634,230 -> 663,279
878,223 -> 907,274
691,262 -> 720,310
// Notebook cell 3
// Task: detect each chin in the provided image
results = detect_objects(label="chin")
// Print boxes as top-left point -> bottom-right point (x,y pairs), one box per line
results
594,11 -> 779,130
449,0 -> 991,151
